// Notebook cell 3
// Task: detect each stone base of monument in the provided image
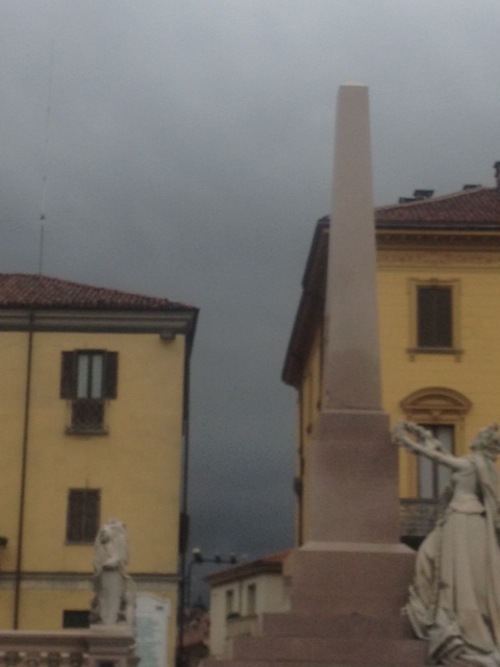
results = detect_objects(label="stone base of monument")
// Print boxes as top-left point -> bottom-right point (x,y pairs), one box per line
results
203,544 -> 425,667
286,542 -> 415,616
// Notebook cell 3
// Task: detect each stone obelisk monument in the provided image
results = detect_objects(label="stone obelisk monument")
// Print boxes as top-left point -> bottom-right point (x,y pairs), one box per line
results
282,84 -> 416,628
307,83 -> 400,545
205,85 -> 421,667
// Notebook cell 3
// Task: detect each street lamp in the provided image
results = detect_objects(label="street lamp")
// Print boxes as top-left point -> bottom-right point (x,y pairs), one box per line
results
186,547 -> 237,608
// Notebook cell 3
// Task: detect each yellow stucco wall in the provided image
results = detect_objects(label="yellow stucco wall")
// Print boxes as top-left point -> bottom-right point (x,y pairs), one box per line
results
0,327 -> 186,655
0,333 -> 29,574
378,250 -> 500,496
296,248 -> 500,533
296,328 -> 322,543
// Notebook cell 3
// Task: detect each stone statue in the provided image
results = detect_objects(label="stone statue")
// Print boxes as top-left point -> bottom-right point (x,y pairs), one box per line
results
394,422 -> 500,667
90,519 -> 136,626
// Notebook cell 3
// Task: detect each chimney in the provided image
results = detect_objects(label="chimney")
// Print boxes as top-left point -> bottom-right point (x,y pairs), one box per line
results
494,162 -> 500,189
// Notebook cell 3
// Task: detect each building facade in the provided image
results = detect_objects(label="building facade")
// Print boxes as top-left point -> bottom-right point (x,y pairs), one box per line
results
283,179 -> 500,546
0,274 -> 197,665
206,553 -> 289,658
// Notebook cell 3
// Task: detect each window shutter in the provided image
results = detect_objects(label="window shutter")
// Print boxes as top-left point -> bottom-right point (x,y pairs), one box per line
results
103,352 -> 118,399
83,490 -> 100,542
61,351 -> 77,398
417,286 -> 452,348
66,489 -> 100,543
66,489 -> 84,542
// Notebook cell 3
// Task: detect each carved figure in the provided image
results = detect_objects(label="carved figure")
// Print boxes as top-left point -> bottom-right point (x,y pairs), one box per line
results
90,519 -> 136,626
394,422 -> 500,666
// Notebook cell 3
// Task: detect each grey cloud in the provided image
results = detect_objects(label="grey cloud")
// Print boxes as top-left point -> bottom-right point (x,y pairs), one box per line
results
2,0 -> 500,599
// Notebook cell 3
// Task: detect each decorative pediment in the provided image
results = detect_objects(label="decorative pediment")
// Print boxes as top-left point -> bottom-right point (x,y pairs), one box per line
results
400,387 -> 472,423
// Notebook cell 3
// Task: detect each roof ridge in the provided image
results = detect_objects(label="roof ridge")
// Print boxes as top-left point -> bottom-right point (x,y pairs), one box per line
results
0,272 -> 163,297
376,185 -> 487,212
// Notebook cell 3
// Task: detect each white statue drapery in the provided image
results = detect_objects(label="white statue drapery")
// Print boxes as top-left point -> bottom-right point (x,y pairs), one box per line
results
394,422 -> 500,667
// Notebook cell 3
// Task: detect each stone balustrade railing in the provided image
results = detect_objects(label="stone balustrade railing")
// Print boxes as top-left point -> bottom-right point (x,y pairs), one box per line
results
0,629 -> 138,667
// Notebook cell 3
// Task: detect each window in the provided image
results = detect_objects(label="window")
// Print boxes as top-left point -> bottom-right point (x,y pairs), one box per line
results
418,424 -> 454,499
63,610 -> 90,628
400,387 -> 470,499
61,351 -> 118,433
247,584 -> 257,616
225,589 -> 234,617
408,280 -> 460,358
66,489 -> 100,543
417,286 -> 452,348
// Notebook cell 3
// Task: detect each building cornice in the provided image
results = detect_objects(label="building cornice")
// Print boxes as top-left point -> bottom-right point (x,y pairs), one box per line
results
377,229 -> 500,251
0,571 -> 180,588
0,308 -> 198,338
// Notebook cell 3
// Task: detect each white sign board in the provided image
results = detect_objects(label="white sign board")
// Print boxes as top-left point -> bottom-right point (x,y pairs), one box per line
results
136,595 -> 171,667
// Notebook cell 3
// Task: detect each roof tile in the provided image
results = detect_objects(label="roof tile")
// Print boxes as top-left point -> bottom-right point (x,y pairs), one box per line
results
0,274 -> 194,311
375,187 -> 500,228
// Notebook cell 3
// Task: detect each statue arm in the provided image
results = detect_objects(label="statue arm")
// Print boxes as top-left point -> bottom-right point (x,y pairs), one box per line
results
393,421 -> 468,471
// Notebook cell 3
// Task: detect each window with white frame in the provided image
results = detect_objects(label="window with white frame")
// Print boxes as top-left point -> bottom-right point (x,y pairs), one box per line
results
61,350 -> 118,433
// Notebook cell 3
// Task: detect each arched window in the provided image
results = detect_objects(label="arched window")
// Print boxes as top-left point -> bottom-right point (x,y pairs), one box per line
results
400,387 -> 471,499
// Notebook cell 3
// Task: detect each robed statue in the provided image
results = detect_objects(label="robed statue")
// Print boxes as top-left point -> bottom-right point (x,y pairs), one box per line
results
394,422 -> 500,667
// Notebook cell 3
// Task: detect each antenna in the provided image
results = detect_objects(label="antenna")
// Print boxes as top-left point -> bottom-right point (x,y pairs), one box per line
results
38,225 -> 45,276
38,36 -> 55,275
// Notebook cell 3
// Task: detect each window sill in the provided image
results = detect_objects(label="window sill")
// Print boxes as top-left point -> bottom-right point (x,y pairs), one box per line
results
65,541 -> 94,546
407,347 -> 463,361
65,427 -> 108,436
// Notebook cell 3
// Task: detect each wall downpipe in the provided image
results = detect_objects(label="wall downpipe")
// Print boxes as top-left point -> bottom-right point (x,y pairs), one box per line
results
13,312 -> 35,629
176,313 -> 197,666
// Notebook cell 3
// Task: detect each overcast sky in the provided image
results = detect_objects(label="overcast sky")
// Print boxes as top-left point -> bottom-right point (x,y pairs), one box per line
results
2,1 -> 500,598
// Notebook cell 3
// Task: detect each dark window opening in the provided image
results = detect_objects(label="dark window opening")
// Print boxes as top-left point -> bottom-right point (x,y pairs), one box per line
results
66,489 -> 100,544
417,286 -> 452,348
63,610 -> 90,628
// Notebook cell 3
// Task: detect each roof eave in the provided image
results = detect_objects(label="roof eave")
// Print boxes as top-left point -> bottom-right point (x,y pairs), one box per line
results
282,219 -> 328,388
205,560 -> 284,587
0,306 -> 199,337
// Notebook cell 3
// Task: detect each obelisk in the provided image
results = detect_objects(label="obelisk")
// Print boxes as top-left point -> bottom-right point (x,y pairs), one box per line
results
202,85 -> 420,667
283,83 -> 414,624
305,83 -> 400,544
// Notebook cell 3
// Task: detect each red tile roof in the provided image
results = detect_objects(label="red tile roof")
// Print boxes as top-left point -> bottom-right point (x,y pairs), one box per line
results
0,274 -> 194,311
376,187 -> 500,229
205,551 -> 290,585
259,550 -> 290,564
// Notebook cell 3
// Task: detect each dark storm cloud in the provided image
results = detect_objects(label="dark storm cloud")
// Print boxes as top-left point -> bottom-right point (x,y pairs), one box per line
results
2,0 -> 500,596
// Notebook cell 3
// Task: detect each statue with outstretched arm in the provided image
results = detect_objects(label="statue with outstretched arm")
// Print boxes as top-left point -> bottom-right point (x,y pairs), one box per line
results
394,422 -> 500,667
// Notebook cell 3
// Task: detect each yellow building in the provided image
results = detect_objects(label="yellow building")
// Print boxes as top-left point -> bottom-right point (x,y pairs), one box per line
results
0,273 -> 197,662
283,180 -> 500,546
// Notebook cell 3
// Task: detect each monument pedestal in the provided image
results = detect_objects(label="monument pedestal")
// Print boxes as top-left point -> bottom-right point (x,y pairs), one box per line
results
286,541 -> 415,616
306,411 -> 400,544
204,542 -> 422,667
